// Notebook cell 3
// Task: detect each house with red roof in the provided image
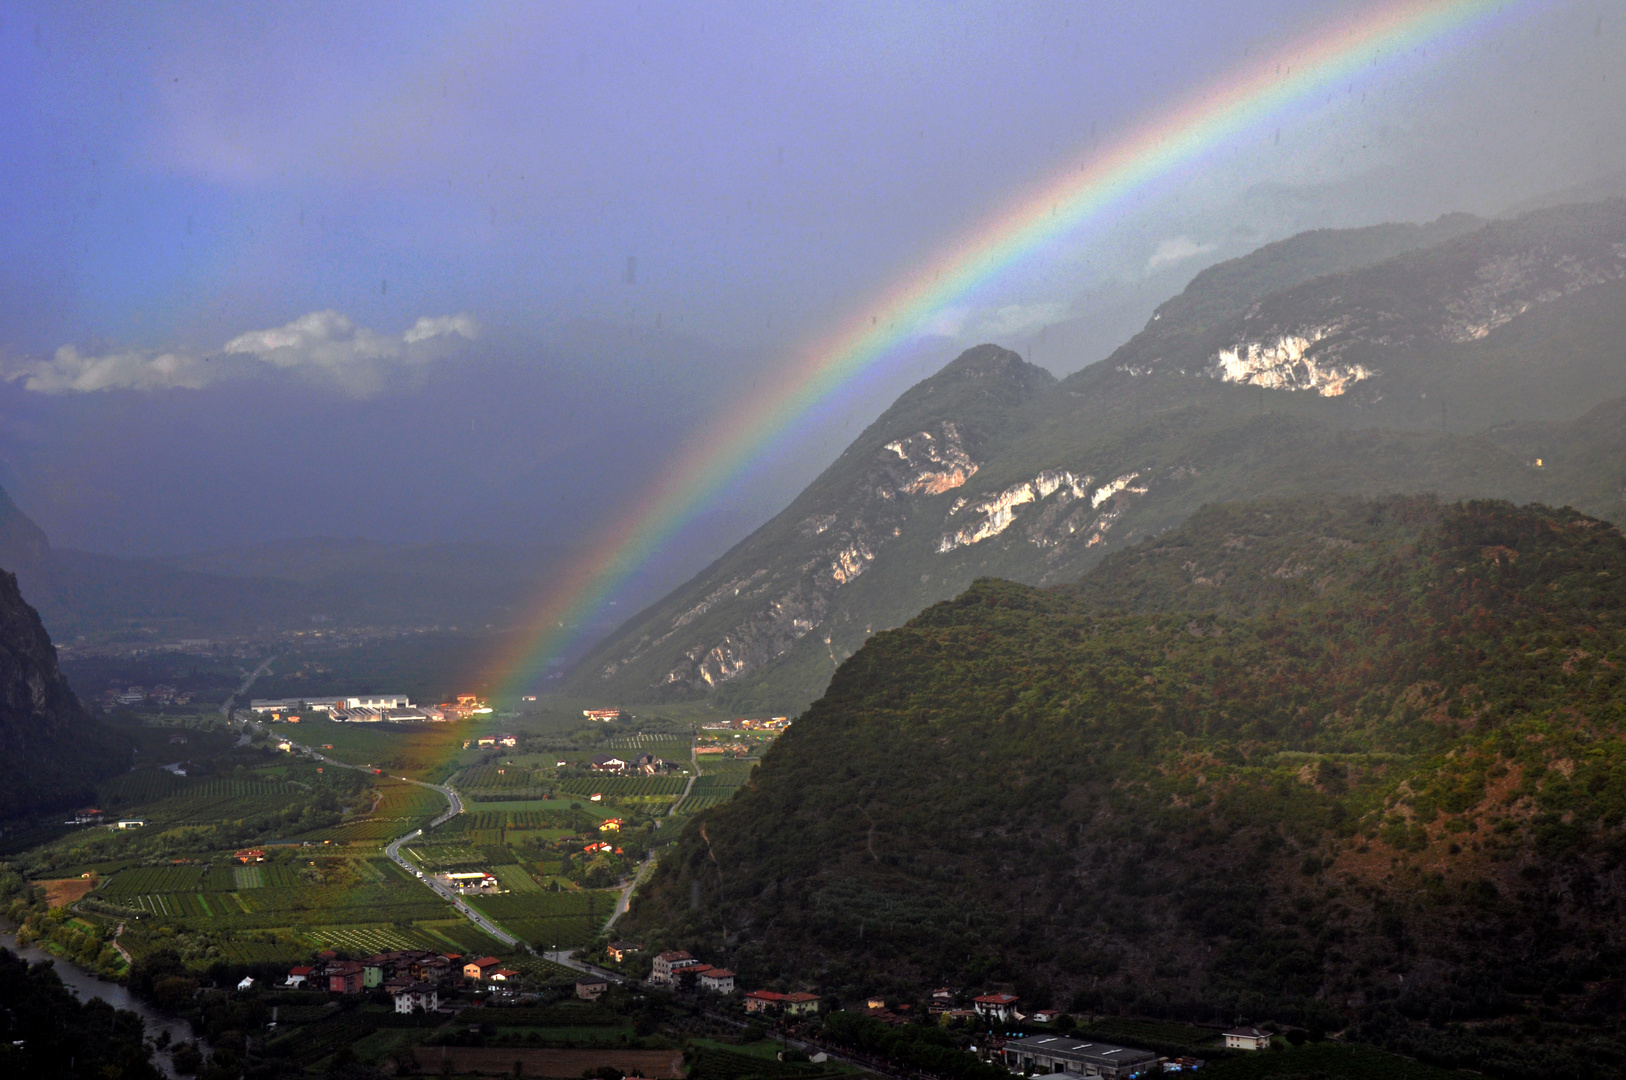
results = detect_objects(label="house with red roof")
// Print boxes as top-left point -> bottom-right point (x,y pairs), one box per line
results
463,956 -> 502,981
973,993 -> 1020,1022
782,992 -> 821,1016
650,950 -> 698,986
743,989 -> 785,1013
698,968 -> 736,994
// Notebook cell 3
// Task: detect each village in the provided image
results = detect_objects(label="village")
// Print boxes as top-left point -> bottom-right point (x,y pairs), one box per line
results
248,937 -> 1270,1078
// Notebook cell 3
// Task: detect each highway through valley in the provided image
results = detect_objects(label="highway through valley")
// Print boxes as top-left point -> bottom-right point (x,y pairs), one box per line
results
245,718 -> 525,951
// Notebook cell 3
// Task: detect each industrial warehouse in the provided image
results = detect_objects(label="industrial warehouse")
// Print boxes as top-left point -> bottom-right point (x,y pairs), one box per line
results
249,695 -> 437,722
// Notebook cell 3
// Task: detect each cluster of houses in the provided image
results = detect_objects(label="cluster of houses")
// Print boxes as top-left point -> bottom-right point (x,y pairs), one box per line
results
281,950 -> 525,1014
646,950 -> 817,1014
699,717 -> 791,731
588,753 -> 679,774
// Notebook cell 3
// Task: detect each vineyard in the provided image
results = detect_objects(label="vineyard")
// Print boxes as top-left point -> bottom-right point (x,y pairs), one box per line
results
492,864 -> 541,892
466,889 -> 619,949
99,856 -> 461,930
455,766 -> 538,789
557,776 -> 687,798
669,760 -> 755,812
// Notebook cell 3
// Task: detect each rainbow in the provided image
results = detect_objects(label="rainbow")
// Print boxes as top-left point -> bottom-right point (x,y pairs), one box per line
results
487,0 -> 1513,697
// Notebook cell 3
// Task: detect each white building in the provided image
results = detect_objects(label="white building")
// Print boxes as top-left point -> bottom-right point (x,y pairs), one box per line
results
650,950 -> 699,986
1224,1028 -> 1272,1051
393,985 -> 439,1014
699,968 -> 736,994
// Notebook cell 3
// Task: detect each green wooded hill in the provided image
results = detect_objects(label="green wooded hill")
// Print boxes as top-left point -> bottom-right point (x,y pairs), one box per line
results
571,200 -> 1626,712
625,495 -> 1626,1077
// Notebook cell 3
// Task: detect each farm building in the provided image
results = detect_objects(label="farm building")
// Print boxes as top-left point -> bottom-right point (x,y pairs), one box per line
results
1224,1028 -> 1271,1050
590,754 -> 630,773
284,966 -> 313,988
1001,1035 -> 1160,1079
576,976 -> 609,1000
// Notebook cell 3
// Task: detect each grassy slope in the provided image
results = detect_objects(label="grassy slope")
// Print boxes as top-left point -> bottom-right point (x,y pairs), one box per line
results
626,494 -> 1626,1078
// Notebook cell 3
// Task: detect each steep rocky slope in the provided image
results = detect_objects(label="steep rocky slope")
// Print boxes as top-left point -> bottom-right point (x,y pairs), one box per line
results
627,495 -> 1626,1077
0,569 -> 127,818
568,345 -> 1054,698
575,200 -> 1626,710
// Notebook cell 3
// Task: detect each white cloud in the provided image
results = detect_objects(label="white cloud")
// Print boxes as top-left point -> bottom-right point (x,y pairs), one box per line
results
1146,236 -> 1217,272
972,301 -> 1069,338
9,311 -> 479,395
917,301 -> 1068,343
14,345 -> 217,393
403,313 -> 480,344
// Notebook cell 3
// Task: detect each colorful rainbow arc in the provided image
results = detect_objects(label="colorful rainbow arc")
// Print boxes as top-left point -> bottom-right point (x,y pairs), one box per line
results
487,0 -> 1512,698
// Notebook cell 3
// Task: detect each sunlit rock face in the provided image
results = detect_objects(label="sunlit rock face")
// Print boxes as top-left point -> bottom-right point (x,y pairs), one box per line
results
883,423 -> 977,496
936,467 -> 1151,556
1207,327 -> 1377,397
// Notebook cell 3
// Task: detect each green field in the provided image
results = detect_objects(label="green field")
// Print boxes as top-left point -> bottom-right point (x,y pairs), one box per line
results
467,889 -> 620,948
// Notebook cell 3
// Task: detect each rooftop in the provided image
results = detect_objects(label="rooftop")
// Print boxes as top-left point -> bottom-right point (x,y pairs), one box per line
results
1004,1035 -> 1159,1070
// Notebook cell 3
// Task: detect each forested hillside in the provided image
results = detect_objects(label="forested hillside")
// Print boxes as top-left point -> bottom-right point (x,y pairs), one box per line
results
627,495 -> 1626,1077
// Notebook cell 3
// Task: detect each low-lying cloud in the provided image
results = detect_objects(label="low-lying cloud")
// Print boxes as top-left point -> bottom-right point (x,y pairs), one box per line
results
8,310 -> 479,395
1146,236 -> 1217,271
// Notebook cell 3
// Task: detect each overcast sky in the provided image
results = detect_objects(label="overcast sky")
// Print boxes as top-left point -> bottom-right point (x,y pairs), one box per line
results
0,1 -> 1622,594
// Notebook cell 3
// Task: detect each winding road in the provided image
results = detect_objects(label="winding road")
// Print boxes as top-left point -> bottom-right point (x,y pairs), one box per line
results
245,718 -> 527,951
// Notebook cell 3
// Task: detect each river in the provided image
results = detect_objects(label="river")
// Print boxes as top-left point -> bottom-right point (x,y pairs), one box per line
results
0,925 -> 199,1077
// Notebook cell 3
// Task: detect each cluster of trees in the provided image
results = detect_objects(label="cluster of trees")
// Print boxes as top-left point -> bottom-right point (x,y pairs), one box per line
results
0,948 -> 158,1078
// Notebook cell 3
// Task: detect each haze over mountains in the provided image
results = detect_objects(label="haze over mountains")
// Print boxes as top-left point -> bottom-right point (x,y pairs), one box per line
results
572,199 -> 1626,711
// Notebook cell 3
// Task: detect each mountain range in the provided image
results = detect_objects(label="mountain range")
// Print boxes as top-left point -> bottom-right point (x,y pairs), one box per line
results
0,485 -> 579,646
571,199 -> 1626,711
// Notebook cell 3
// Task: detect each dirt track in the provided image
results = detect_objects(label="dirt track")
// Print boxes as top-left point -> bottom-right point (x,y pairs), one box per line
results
406,1046 -> 684,1077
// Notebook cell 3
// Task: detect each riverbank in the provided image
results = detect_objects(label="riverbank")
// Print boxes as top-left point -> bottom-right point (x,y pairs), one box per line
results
0,924 -> 199,1078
